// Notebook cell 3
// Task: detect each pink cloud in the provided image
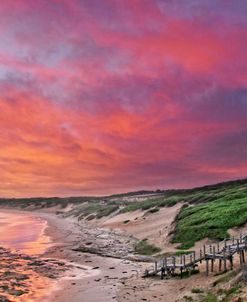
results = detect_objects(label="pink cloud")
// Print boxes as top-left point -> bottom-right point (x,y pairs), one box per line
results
0,0 -> 246,197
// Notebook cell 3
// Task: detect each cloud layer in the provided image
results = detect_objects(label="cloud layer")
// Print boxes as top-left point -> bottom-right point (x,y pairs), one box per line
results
0,0 -> 246,197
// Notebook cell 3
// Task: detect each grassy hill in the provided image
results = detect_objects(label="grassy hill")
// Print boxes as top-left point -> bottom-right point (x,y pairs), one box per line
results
1,178 -> 247,249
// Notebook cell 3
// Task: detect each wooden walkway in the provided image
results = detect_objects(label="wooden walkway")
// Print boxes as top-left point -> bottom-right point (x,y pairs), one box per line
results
144,234 -> 247,278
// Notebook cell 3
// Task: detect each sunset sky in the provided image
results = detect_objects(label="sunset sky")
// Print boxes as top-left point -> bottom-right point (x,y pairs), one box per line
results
0,0 -> 246,197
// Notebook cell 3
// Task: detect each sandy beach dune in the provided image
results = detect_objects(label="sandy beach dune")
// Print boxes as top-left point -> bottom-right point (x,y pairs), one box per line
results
1,201 -> 247,302
35,207 -> 212,302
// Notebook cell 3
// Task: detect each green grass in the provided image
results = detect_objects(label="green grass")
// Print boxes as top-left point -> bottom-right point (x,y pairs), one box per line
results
196,285 -> 242,302
120,197 -> 178,212
224,284 -> 242,301
96,205 -> 119,218
172,192 -> 247,249
0,179 -> 246,244
202,293 -> 218,302
212,271 -> 237,287
120,179 -> 247,215
134,239 -> 161,255
174,250 -> 195,256
216,285 -> 242,302
76,204 -> 118,220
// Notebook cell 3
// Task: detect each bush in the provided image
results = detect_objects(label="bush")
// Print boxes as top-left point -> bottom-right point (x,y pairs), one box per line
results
191,288 -> 204,294
148,208 -> 159,214
134,240 -> 161,255
172,195 -> 247,249
203,293 -> 217,302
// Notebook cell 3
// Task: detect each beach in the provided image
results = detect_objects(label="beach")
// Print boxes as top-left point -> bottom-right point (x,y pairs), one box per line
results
0,210 -> 70,302
40,210 -> 217,302
0,208 -> 204,302
40,212 -> 142,302
2,206 -> 245,302
0,207 -> 194,302
0,209 -> 141,302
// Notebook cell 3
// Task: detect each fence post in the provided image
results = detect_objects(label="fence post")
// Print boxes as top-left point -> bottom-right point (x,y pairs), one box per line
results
165,257 -> 167,270
154,261 -> 157,274
228,245 -> 233,270
209,245 -> 212,254
211,246 -> 215,272
223,249 -> 227,272
206,259 -> 209,276
219,259 -> 222,271
242,250 -> 245,263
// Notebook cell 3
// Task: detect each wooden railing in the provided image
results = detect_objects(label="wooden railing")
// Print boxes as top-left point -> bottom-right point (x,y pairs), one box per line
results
144,233 -> 247,278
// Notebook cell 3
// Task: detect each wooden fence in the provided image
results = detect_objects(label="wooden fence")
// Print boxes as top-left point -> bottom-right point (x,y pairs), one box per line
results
144,233 -> 247,279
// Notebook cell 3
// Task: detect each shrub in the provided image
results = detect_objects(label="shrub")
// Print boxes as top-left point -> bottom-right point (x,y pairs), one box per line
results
191,288 -> 204,294
134,240 -> 161,255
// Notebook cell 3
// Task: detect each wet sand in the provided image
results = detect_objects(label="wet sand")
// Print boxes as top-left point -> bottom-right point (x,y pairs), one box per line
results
0,209 -> 140,302
40,213 -> 141,302
0,210 -> 69,302
0,208 -> 228,302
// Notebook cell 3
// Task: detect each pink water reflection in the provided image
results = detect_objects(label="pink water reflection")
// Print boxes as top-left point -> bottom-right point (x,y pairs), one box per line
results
0,211 -> 51,255
0,211 -> 57,302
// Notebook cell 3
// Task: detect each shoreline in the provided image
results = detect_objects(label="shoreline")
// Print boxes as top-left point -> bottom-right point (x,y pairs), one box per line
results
23,211 -> 226,302
0,209 -> 74,302
0,207 -> 225,302
0,208 -> 142,302
40,212 -> 141,302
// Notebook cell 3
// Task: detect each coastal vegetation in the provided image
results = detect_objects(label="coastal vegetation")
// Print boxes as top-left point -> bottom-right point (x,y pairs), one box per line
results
134,239 -> 161,255
172,193 -> 247,249
1,179 -> 247,301
1,178 -> 247,251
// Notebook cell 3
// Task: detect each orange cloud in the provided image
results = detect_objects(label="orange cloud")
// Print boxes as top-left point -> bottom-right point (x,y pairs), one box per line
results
0,1 -> 246,197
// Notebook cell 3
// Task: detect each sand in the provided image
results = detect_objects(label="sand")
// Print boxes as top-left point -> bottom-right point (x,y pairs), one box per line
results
102,204 -> 182,253
1,206 -> 244,302
40,213 -> 141,302
35,206 -> 220,302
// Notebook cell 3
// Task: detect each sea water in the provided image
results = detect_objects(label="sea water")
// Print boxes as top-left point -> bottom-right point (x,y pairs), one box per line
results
0,210 -> 56,302
0,211 -> 51,255
0,211 -> 97,302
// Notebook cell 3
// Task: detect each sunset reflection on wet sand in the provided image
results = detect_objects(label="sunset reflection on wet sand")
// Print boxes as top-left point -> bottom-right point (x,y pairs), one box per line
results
0,211 -> 51,255
0,211 -> 59,302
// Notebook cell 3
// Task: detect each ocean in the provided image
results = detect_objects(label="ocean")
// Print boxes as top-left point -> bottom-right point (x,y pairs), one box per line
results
0,211 -> 60,302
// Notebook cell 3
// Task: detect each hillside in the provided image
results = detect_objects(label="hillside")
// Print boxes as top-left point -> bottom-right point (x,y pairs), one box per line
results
1,178 -> 247,302
0,178 -> 247,252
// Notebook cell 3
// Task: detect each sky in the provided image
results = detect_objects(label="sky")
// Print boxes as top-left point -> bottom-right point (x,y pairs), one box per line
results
0,0 -> 246,197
